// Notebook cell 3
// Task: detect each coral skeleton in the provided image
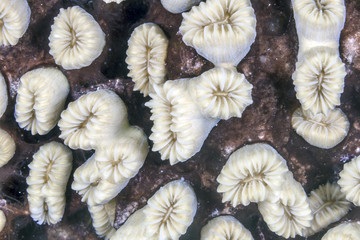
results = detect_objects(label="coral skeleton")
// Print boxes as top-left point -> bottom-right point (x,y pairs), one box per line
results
64,89 -> 149,236
192,67 -> 253,120
143,180 -> 197,239
3,0 -> 354,239
71,155 -> 130,206
146,79 -> 219,165
125,0 -> 258,166
138,0 -> 257,166
109,207 -> 149,240
72,127 -> 148,206
95,126 -> 149,183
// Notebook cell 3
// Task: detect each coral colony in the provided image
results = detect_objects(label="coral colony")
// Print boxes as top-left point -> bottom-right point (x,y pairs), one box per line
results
0,0 -> 359,239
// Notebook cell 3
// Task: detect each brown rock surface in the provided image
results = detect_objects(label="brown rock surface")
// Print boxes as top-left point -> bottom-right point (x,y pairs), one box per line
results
0,0 -> 359,239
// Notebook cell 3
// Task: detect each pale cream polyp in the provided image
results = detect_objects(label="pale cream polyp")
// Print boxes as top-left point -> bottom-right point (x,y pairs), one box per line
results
291,107 -> 349,149
321,222 -> 360,240
258,173 -> 312,238
15,67 -> 69,135
58,89 -> 128,150
160,0 -> 201,14
200,216 -> 254,240
146,80 -> 219,165
292,0 -> 345,44
111,180 -> 197,240
303,182 -> 350,236
180,0 -> 256,67
146,67 -> 253,165
26,142 -> 72,225
292,48 -> 346,116
126,23 -> 168,96
49,6 -> 105,70
0,128 -> 15,167
0,0 -> 31,46
143,180 -> 197,239
338,156 -> 360,206
217,143 -> 289,207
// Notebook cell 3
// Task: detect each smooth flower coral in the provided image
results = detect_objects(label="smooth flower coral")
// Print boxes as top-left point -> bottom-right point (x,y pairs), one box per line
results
88,199 -> 116,239
71,155 -> 129,206
58,90 -> 128,150
26,142 -> 73,225
322,222 -> 360,240
49,6 -> 105,70
146,82 -> 218,165
217,143 -> 289,207
193,67 -> 253,120
338,156 -> 360,206
15,67 -> 69,135
258,173 -> 312,238
160,0 -> 201,14
180,0 -> 256,67
303,182 -> 351,236
95,126 -> 148,183
292,0 -> 346,42
200,215 -> 254,240
26,142 -> 72,195
291,107 -> 349,149
0,128 -> 15,167
0,0 -> 31,46
143,180 -> 197,239
293,48 -> 346,115
126,23 -> 168,96
27,193 -> 66,225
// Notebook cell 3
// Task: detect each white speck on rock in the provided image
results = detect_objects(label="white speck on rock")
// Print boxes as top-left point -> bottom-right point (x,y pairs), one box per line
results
260,55 -> 267,63
9,77 -> 19,99
342,32 -> 360,70
356,147 -> 360,153
223,145 -> 235,157
117,202 -> 139,225
210,208 -> 219,217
